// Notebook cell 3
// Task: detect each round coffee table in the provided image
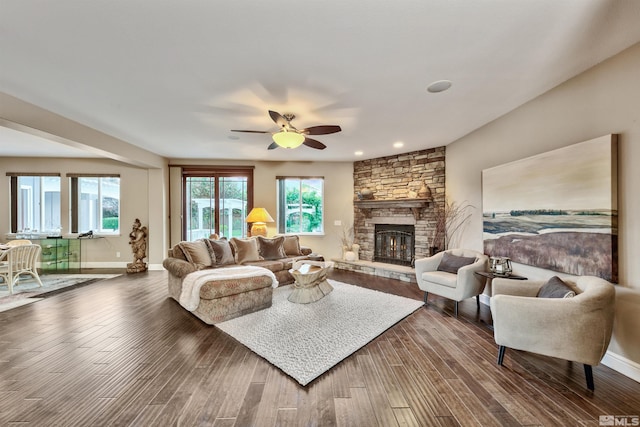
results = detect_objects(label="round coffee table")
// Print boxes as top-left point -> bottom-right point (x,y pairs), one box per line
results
288,261 -> 333,304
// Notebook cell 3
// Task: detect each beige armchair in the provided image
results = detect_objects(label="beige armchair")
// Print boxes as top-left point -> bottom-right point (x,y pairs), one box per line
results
490,276 -> 615,390
414,249 -> 489,317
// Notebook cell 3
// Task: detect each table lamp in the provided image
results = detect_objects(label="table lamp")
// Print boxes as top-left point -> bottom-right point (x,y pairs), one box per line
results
245,207 -> 274,237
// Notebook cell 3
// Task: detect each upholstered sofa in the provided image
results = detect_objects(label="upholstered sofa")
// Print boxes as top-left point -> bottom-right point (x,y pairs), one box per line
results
163,235 -> 312,324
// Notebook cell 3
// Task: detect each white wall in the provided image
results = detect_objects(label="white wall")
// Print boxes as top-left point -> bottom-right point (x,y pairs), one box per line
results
168,159 -> 354,260
446,42 -> 640,379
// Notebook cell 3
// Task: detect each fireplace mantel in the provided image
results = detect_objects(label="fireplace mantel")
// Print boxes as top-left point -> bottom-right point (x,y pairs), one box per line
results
354,198 -> 431,220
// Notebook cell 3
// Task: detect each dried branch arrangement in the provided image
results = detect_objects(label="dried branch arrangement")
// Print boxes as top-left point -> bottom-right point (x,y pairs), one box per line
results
430,199 -> 474,251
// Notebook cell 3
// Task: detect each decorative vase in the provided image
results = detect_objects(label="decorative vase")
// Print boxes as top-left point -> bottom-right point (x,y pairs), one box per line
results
342,245 -> 351,260
418,183 -> 431,199
351,243 -> 360,261
359,188 -> 374,199
345,251 -> 356,261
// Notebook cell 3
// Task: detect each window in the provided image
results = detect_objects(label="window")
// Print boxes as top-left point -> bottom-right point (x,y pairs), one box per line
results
69,175 -> 121,234
277,177 -> 324,234
8,174 -> 61,234
182,167 -> 253,241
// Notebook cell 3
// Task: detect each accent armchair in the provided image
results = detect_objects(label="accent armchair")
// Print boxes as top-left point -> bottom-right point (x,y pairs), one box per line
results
414,248 -> 489,317
490,276 -> 615,390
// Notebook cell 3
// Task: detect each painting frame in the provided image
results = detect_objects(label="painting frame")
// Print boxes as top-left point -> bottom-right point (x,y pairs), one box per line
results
482,134 -> 618,282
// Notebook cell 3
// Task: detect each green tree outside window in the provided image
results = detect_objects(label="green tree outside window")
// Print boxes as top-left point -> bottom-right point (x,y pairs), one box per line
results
278,177 -> 324,234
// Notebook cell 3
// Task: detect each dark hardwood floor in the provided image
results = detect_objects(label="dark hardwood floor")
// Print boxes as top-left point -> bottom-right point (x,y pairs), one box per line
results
1,269 -> 638,426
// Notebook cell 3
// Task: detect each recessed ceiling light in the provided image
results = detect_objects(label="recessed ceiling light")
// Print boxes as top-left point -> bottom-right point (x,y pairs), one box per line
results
354,151 -> 363,156
393,141 -> 404,148
427,80 -> 452,93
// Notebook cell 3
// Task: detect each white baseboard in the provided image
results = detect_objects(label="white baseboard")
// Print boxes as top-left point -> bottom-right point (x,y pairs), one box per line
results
601,351 -> 640,383
81,261 -> 127,269
78,262 -> 164,270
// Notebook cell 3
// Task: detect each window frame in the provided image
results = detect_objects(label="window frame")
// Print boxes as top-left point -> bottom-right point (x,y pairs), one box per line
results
68,174 -> 121,235
276,176 -> 325,235
8,172 -> 62,234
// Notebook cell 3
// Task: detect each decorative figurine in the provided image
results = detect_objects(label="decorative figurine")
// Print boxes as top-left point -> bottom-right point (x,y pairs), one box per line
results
127,218 -> 148,273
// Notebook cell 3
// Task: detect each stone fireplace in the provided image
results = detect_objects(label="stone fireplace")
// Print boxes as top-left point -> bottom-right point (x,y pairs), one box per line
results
352,147 -> 445,266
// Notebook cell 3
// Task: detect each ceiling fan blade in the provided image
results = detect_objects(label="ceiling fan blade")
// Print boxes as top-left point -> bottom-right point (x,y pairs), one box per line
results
303,137 -> 326,150
267,142 -> 279,150
230,129 -> 270,133
268,110 -> 288,128
301,125 -> 342,135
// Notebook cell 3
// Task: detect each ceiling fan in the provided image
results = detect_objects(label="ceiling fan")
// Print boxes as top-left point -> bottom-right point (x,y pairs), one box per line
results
231,110 -> 341,150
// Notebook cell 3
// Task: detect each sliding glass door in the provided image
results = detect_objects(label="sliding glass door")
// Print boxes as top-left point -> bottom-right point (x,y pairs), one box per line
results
182,168 -> 253,241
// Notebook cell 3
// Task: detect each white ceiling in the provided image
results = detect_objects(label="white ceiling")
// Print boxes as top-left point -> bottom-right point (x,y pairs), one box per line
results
2,0 -> 640,163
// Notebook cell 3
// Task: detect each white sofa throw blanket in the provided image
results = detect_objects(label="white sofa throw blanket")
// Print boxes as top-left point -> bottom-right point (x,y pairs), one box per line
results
179,266 -> 278,311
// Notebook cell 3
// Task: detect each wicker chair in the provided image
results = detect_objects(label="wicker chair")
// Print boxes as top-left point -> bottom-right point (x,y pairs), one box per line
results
6,239 -> 33,246
0,244 -> 43,294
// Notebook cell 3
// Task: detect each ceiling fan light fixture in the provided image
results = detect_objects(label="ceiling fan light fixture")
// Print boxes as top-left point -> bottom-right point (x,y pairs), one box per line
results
272,130 -> 305,148
232,110 -> 338,150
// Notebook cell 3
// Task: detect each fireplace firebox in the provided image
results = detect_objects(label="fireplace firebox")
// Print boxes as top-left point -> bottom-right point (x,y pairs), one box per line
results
374,224 -> 415,266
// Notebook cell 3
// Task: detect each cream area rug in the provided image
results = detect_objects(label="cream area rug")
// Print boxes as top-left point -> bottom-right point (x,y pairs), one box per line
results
0,274 -> 121,312
216,280 -> 424,386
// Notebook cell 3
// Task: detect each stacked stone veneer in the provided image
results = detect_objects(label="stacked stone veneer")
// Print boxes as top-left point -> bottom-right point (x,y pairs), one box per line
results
353,147 -> 445,263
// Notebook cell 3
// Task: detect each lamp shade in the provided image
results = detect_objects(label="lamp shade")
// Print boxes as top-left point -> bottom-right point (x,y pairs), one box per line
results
245,207 -> 274,224
272,130 -> 305,148
246,208 -> 273,237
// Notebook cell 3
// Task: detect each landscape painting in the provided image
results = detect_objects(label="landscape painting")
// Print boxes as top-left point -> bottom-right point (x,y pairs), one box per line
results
482,135 -> 618,282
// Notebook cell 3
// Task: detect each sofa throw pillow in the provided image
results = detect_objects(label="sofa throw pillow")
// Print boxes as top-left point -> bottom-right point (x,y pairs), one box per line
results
281,235 -> 302,256
205,238 -> 235,266
537,276 -> 576,298
177,240 -> 213,270
257,236 -> 287,260
436,252 -> 476,274
230,237 -> 263,264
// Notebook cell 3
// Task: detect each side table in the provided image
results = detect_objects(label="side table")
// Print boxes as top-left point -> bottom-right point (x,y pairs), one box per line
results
288,261 -> 333,304
475,271 -> 527,281
475,271 -> 527,330
476,271 -> 527,298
